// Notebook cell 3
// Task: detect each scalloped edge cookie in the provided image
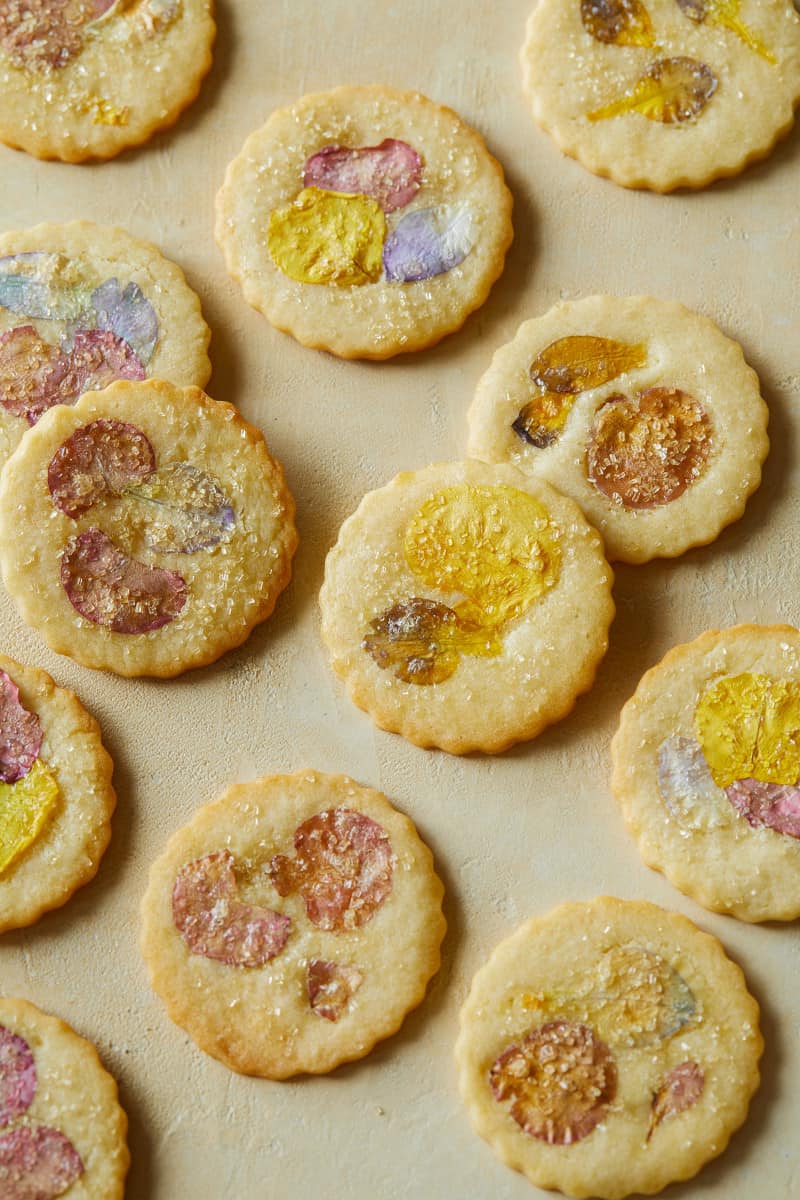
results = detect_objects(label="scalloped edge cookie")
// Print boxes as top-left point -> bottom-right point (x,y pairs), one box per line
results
215,84 -> 513,359
456,896 -> 762,1198
140,770 -> 446,1078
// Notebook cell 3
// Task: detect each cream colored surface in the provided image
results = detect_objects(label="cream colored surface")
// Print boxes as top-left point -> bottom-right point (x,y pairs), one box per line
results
467,295 -> 769,562
456,898 -> 762,1199
320,460 -> 614,753
0,0 -> 215,161
140,770 -> 445,1077
0,220 -> 212,467
521,0 -> 800,190
0,380 -> 297,676
0,653 -> 114,930
0,997 -> 129,1198
0,0 -> 797,1196
611,625 -> 800,921
216,85 -> 513,358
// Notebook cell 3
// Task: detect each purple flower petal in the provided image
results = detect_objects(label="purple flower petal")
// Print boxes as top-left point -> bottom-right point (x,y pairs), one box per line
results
303,139 -> 422,213
90,279 -> 158,365
125,461 -> 236,554
0,1026 -> 36,1126
383,205 -> 476,283
61,527 -> 187,634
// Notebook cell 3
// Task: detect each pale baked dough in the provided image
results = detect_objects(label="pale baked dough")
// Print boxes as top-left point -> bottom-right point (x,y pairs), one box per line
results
0,220 -> 212,469
0,653 -> 114,932
215,85 -> 513,359
467,295 -> 768,563
612,624 -> 800,921
521,0 -> 800,190
140,770 -> 446,1077
319,459 -> 614,754
0,0 -> 215,161
0,379 -> 297,676
456,896 -> 762,1199
0,998 -> 129,1198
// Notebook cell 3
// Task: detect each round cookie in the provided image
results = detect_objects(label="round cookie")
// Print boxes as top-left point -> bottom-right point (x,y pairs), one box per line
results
467,295 -> 768,563
0,997 -> 128,1198
0,0 -> 215,162
456,896 -> 762,1199
0,220 -> 212,471
612,624 -> 800,922
140,770 -> 446,1078
0,653 -> 114,932
215,85 -> 513,359
520,0 -> 800,191
319,459 -> 614,754
0,379 -> 297,677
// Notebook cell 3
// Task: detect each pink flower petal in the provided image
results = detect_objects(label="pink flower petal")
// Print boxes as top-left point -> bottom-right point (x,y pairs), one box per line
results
61,527 -> 187,634
0,673 -> 42,786
303,139 -> 422,213
0,1124 -> 83,1200
270,808 -> 394,932
727,778 -> 800,838
172,849 -> 291,968
0,1026 -> 36,1126
307,960 -> 363,1022
48,418 -> 155,518
0,327 -> 71,426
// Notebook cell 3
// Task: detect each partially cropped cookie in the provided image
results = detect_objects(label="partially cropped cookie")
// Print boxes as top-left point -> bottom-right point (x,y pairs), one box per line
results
612,624 -> 800,921
0,653 -> 114,931
0,998 -> 128,1197
320,460 -> 614,753
216,85 -> 513,359
521,0 -> 800,190
456,897 -> 762,1199
467,295 -> 768,563
140,770 -> 445,1077
0,221 -> 211,470
0,0 -> 215,161
0,379 -> 297,677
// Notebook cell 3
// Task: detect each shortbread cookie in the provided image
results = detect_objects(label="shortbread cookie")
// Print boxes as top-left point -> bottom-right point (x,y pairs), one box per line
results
216,85 -> 513,359
140,770 -> 445,1077
0,0 -> 215,161
0,653 -> 114,931
456,897 -> 762,1199
319,460 -> 614,753
0,997 -> 128,1198
521,0 -> 800,190
0,379 -> 297,677
0,220 -> 211,470
612,624 -> 800,921
467,295 -> 768,563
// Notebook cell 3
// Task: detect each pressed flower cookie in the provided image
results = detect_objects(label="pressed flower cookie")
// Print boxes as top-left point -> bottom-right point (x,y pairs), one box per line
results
0,220 -> 211,471
0,652 -> 114,932
520,0 -> 800,190
319,459 -> 614,754
611,624 -> 800,921
0,0 -> 215,161
0,379 -> 297,677
0,997 -> 128,1198
456,896 -> 762,1199
140,770 -> 446,1078
467,295 -> 768,563
215,84 -> 513,359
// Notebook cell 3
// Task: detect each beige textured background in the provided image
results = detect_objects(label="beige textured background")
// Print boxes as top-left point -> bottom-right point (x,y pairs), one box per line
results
1,1 -> 799,1196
